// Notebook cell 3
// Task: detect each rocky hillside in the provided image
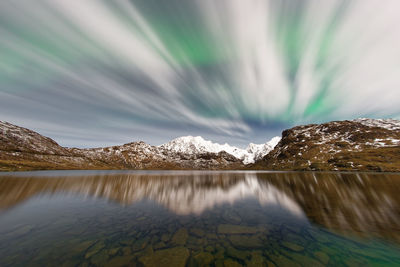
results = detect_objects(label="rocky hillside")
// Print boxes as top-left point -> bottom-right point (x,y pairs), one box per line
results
0,121 -> 92,171
2,119 -> 400,172
0,121 -> 69,155
0,121 -> 245,171
71,142 -> 242,171
253,119 -> 400,172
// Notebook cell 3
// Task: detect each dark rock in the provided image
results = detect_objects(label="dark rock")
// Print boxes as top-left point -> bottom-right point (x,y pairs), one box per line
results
218,224 -> 258,234
281,241 -> 304,252
314,251 -> 330,265
104,255 -> 135,267
246,251 -> 266,267
269,254 -> 301,267
193,252 -> 214,266
171,228 -> 188,246
228,235 -> 263,248
90,251 -> 109,266
132,237 -> 150,252
85,241 -> 105,259
190,228 -> 205,237
223,259 -> 242,267
153,247 -> 190,267
225,246 -> 249,260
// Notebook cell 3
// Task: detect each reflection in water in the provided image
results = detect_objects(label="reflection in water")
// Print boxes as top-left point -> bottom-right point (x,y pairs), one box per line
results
1,171 -> 399,242
0,172 -> 303,216
0,171 -> 400,266
260,172 -> 400,243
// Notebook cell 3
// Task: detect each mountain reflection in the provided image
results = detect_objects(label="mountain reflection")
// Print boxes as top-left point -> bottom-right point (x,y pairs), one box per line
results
258,172 -> 400,242
0,171 -> 399,242
0,172 -> 303,216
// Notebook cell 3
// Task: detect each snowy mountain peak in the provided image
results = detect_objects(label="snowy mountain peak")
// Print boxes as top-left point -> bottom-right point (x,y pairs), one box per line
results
160,135 -> 236,155
160,135 -> 281,164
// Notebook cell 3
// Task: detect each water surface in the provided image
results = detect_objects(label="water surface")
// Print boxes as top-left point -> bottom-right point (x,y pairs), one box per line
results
0,171 -> 399,266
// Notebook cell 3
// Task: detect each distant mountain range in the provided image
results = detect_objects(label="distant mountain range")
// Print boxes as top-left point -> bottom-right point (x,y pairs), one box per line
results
1,118 -> 400,172
160,135 -> 281,164
0,121 -> 278,171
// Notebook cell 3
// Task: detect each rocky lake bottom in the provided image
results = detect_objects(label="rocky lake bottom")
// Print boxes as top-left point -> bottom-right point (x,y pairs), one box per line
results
0,170 -> 399,266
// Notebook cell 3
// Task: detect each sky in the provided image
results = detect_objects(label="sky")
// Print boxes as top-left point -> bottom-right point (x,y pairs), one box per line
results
1,0 -> 400,148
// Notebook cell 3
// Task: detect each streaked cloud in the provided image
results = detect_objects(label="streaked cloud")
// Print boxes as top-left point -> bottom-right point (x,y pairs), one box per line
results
1,0 -> 399,147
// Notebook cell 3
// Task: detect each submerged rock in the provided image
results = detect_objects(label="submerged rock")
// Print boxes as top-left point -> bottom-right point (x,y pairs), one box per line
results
215,259 -> 225,267
266,260 -> 277,267
122,246 -> 132,255
85,241 -> 105,259
119,238 -> 135,246
205,245 -> 214,252
282,251 -> 324,267
190,228 -> 205,237
104,255 -> 135,267
206,233 -> 218,240
314,251 -> 330,265
153,241 -> 166,249
155,247 -> 189,267
281,241 -> 304,252
107,248 -> 120,256
193,252 -> 214,266
223,259 -> 242,267
132,236 -> 150,252
214,246 -> 225,260
218,224 -> 258,234
90,251 -> 109,266
161,233 -> 170,242
268,254 -> 301,267
171,228 -> 188,246
225,246 -> 249,260
138,246 -> 191,267
246,251 -> 265,267
72,240 -> 95,254
138,246 -> 155,267
228,235 -> 263,248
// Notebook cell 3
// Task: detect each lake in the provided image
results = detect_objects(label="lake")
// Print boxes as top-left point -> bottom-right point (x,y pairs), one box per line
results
0,170 -> 399,266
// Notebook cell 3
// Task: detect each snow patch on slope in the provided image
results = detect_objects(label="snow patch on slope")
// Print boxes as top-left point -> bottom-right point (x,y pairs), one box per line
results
159,135 -> 281,164
354,118 -> 400,130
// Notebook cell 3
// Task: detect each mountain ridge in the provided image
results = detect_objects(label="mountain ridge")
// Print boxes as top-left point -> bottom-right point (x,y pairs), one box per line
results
159,135 -> 280,164
1,119 -> 400,172
0,121 -> 277,171
253,118 -> 400,172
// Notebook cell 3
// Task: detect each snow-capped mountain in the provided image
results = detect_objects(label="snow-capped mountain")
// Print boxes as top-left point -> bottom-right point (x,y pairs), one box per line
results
244,136 -> 281,164
159,135 -> 281,164
0,121 -> 246,171
2,118 -> 400,172
0,120 -> 280,172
